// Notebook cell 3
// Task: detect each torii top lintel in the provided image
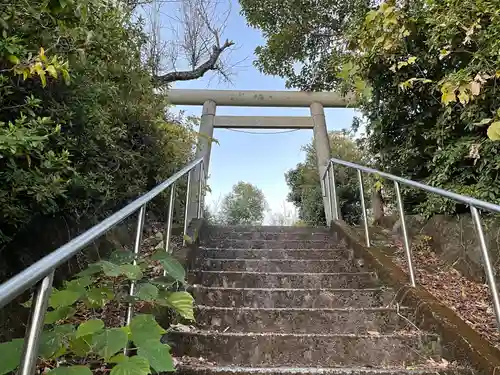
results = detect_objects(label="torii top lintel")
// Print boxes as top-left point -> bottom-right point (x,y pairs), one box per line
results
167,89 -> 353,108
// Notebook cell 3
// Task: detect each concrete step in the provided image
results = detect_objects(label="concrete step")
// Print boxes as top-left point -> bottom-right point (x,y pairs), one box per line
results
190,271 -> 379,289
194,306 -> 412,334
177,364 -> 472,375
170,331 -> 441,367
190,286 -> 395,308
205,231 -> 333,241
200,259 -> 364,273
203,239 -> 333,250
207,226 -> 331,234
200,248 -> 350,260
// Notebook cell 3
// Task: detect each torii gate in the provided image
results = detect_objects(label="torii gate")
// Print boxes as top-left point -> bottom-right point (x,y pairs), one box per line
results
167,89 -> 352,223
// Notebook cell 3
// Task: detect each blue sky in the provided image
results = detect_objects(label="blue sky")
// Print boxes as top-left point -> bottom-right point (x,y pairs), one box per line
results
169,1 -> 358,218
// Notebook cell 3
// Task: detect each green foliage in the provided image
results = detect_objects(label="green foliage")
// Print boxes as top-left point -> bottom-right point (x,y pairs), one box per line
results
220,182 -> 268,225
0,246 -> 194,373
0,0 -> 196,248
285,132 -> 366,226
242,0 -> 500,216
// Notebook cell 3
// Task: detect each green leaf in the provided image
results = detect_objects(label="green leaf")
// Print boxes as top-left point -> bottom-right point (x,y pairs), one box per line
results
110,355 -> 151,375
487,121 -> 500,141
69,336 -> 92,357
100,261 -> 122,277
109,250 -> 135,265
47,366 -> 92,375
45,306 -> 76,324
165,292 -> 194,320
40,330 -> 66,359
136,283 -> 159,302
49,289 -> 82,308
76,319 -> 104,338
75,264 -> 102,277
130,314 -> 166,347
0,339 -> 24,375
109,353 -> 129,363
84,287 -> 114,308
91,328 -> 128,360
137,340 -> 174,372
7,55 -> 19,64
158,254 -> 185,282
46,65 -> 58,79
149,276 -> 175,288
120,264 -> 143,280
64,277 -> 93,292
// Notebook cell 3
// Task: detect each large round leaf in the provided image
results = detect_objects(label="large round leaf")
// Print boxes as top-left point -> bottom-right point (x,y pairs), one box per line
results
47,366 -> 92,375
110,355 -> 150,375
0,339 -> 24,375
44,306 -> 76,324
84,287 -> 114,308
76,319 -> 104,338
119,264 -> 143,280
137,340 -> 174,372
91,328 -> 128,360
158,254 -> 185,282
49,289 -> 82,309
109,250 -> 136,265
135,283 -> 159,302
130,314 -> 165,347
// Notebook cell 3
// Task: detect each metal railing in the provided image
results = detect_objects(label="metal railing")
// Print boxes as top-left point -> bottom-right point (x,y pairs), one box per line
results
0,157 -> 206,375
321,157 -> 500,329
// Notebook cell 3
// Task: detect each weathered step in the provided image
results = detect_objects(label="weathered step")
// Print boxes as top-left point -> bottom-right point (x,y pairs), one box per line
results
195,306 -> 411,334
177,364 -> 472,375
200,248 -> 350,260
190,286 -> 395,308
170,331 -> 441,367
200,259 -> 364,273
190,271 -> 379,289
205,231 -> 332,241
204,239 -> 333,249
207,226 -> 331,234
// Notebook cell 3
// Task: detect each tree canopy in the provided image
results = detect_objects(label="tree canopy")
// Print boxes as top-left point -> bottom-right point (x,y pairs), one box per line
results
241,0 -> 500,217
219,182 -> 268,225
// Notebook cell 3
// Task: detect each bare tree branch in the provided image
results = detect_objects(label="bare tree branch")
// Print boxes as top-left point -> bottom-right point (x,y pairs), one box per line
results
155,39 -> 234,83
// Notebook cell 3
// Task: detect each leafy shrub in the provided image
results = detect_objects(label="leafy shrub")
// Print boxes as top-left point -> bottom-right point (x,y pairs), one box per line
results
0,245 -> 193,375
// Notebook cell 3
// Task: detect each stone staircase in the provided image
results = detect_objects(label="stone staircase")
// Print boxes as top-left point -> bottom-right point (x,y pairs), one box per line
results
171,226 -> 471,375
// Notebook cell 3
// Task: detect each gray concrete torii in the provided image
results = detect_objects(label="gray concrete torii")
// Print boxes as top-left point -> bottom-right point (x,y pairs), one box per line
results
168,89 -> 351,223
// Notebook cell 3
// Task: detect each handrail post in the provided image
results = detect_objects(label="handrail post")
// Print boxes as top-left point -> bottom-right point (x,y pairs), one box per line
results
18,272 -> 55,375
357,170 -> 370,247
329,162 -> 340,220
164,183 -> 176,256
125,204 -> 146,327
470,206 -> 500,329
197,163 -> 204,219
324,168 -> 332,225
183,170 -> 192,245
394,181 -> 416,287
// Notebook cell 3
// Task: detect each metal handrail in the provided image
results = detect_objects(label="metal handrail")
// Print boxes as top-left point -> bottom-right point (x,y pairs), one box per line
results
321,157 -> 500,329
0,157 -> 205,375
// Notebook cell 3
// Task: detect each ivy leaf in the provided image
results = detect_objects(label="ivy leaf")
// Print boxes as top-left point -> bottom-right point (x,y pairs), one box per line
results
120,264 -> 143,280
130,314 -> 166,347
135,283 -> 159,302
45,306 -> 76,324
49,289 -> 82,308
137,340 -> 174,372
76,319 -> 104,338
40,330 -> 66,359
0,339 -> 24,375
84,287 -> 114,308
47,366 -> 92,375
157,254 -> 185,283
109,250 -> 135,265
64,277 -> 93,292
91,328 -> 129,360
109,355 -> 151,375
487,121 -> 500,141
70,336 -> 92,357
164,292 -> 194,320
